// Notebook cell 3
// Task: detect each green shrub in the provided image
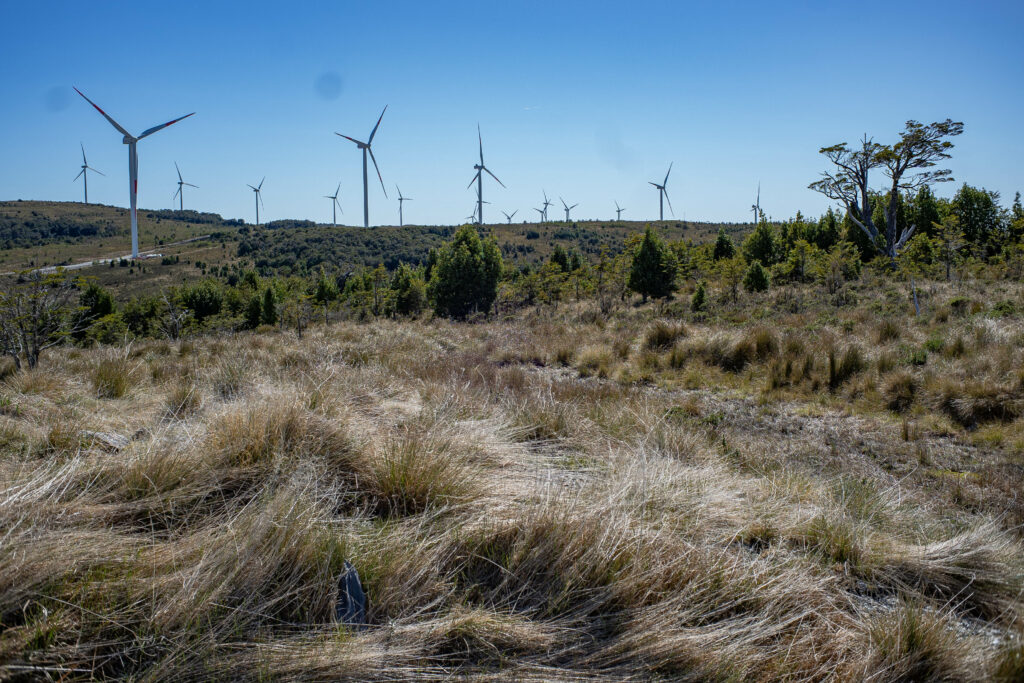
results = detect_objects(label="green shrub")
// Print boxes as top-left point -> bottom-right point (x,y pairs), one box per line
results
428,225 -> 503,319
828,346 -> 866,390
742,260 -> 770,292
691,281 -> 707,312
643,320 -> 686,350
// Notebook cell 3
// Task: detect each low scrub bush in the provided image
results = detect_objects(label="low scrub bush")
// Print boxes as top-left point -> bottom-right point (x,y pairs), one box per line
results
643,320 -> 686,351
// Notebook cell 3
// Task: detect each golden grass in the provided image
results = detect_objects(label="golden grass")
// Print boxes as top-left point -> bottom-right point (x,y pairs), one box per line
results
1,284 -> 1023,679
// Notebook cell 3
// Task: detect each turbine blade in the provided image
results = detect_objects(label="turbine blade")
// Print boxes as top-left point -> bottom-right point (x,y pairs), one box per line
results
258,177 -> 265,190
368,105 -> 387,144
173,187 -> 181,200
483,167 -> 505,188
478,124 -> 484,165
571,204 -> 578,210
74,88 -> 132,138
664,162 -> 673,186
90,167 -> 105,176
560,198 -> 568,209
74,169 -> 85,181
185,183 -> 198,188
247,184 -> 257,191
511,210 -> 517,218
649,182 -> 659,188
335,133 -> 365,146
664,190 -> 674,216
335,182 -> 341,197
175,161 -> 182,182
335,197 -> 343,214
138,112 -> 195,140
81,142 -> 87,164
467,171 -> 480,189
368,148 -> 387,196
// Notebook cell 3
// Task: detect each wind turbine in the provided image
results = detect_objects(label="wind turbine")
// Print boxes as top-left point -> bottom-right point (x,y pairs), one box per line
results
560,197 -> 578,222
172,162 -> 198,211
751,183 -> 760,225
74,88 -> 194,258
649,162 -> 674,221
396,185 -> 412,227
324,183 -> 342,227
533,207 -> 544,222
541,191 -> 553,222
615,201 -> 625,221
501,210 -> 518,224
247,178 -> 265,226
336,106 -> 388,228
468,124 -> 504,225
73,143 -> 104,204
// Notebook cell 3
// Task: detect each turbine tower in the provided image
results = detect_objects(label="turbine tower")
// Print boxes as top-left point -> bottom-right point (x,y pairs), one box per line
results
73,143 -> 104,204
541,191 -> 553,222
396,185 -> 412,227
173,162 -> 198,211
336,106 -> 388,228
751,183 -> 760,225
75,88 -> 194,258
501,210 -> 517,224
324,183 -> 342,227
468,124 -> 504,225
649,162 -> 674,221
560,197 -> 578,222
615,201 -> 625,221
247,178 -> 265,226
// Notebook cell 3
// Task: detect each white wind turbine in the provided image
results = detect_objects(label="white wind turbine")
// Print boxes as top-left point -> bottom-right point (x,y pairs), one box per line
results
336,106 -> 388,228
247,178 -> 265,226
541,191 -> 553,222
468,124 -> 504,225
75,88 -> 194,258
173,162 -> 198,211
649,162 -> 674,221
615,201 -> 625,221
501,210 -> 517,224
74,143 -> 103,204
396,185 -> 412,227
751,183 -> 761,225
324,183 -> 342,227
560,197 -> 578,222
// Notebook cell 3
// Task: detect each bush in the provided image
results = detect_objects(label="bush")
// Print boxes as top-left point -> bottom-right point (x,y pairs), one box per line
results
628,227 -> 678,301
884,372 -> 917,412
742,260 -> 770,292
691,281 -> 707,312
428,225 -> 503,319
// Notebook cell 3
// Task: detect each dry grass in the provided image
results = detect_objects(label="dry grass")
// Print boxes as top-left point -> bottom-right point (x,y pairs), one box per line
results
1,280 -> 1023,679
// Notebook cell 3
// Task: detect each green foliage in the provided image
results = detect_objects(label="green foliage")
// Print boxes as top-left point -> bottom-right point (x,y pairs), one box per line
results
628,227 -> 678,301
712,227 -> 736,260
742,260 -> 770,292
952,184 -> 1003,255
391,263 -> 427,316
179,279 -> 223,323
428,225 -> 503,319
742,221 -> 781,265
261,287 -> 278,326
691,281 -> 707,313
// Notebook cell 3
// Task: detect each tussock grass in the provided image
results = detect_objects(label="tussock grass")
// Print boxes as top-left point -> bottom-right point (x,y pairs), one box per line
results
1,292 -> 1022,678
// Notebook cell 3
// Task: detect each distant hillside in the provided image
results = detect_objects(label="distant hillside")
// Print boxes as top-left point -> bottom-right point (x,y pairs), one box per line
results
0,200 -> 753,291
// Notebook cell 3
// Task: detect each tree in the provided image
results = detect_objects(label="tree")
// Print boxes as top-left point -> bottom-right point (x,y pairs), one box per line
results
713,227 -> 736,260
717,256 -> 746,302
933,216 -> 965,281
0,270 -> 83,369
628,227 -> 678,301
313,266 -> 338,324
810,120 -> 963,262
550,244 -> 571,272
742,221 -> 780,265
260,287 -> 278,326
428,225 -> 503,319
391,263 -> 426,316
74,281 -> 115,342
951,184 -> 1003,255
691,281 -> 707,313
743,260 -> 770,292
179,279 -> 223,323
909,185 -> 942,239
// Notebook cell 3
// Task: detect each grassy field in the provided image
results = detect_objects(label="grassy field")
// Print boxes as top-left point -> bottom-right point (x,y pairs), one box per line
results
1,273 -> 1022,680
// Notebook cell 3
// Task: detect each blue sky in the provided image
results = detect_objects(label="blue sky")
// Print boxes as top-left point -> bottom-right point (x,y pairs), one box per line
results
2,0 -> 1022,226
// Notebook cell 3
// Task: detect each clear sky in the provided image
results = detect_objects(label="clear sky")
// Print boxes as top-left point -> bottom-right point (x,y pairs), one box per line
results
2,0 -> 1022,227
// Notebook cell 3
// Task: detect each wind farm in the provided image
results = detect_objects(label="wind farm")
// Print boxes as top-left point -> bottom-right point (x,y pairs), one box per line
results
3,4 -> 1023,680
